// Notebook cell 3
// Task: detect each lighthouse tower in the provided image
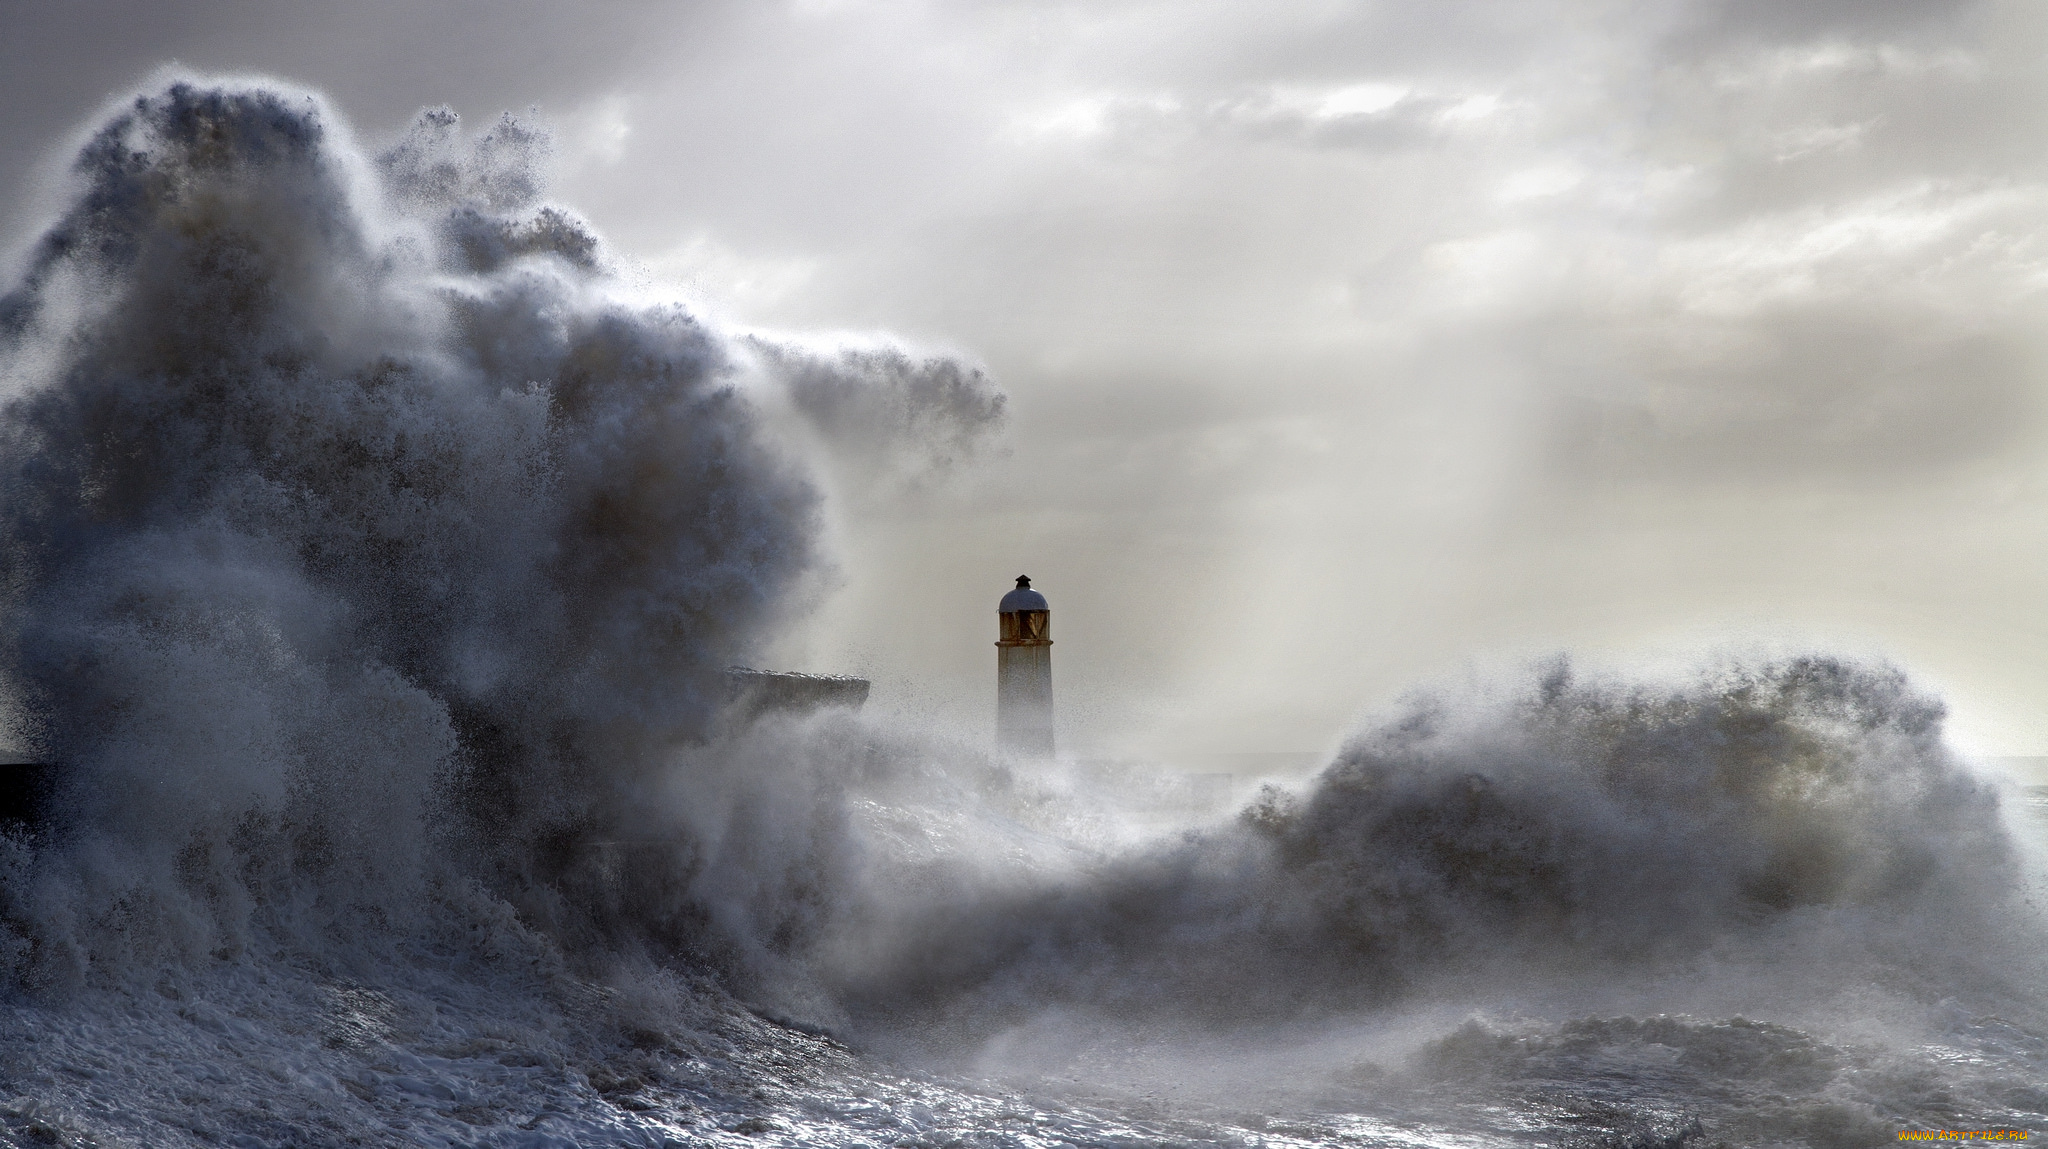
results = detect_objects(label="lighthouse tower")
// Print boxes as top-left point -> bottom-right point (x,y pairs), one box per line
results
996,575 -> 1054,758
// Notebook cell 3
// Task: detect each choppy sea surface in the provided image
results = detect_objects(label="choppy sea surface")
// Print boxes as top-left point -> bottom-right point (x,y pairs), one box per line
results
2,784 -> 2041,1149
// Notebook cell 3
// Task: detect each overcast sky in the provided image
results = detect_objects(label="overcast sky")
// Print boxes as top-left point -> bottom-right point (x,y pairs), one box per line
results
8,0 -> 2048,765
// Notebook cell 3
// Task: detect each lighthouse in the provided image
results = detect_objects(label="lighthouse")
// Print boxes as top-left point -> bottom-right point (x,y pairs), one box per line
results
996,575 -> 1054,758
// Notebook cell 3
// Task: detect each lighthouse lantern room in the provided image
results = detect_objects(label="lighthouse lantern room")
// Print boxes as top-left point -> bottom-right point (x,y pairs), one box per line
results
995,575 -> 1054,758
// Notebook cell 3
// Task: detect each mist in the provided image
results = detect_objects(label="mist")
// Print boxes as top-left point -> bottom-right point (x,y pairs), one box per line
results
0,6 -> 2045,1146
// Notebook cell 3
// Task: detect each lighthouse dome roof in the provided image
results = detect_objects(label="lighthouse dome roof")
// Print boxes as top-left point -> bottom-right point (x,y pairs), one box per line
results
999,576 -> 1048,612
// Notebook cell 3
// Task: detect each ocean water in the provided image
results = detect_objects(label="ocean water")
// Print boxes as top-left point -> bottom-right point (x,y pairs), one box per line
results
0,76 -> 2043,1148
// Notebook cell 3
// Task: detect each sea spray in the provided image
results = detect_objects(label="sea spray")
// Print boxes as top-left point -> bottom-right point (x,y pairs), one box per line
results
0,73 -> 2040,1148
820,658 -> 2036,1050
0,75 -> 1002,994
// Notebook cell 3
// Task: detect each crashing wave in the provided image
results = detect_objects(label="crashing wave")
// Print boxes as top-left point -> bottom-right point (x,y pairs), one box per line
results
0,73 -> 2040,1148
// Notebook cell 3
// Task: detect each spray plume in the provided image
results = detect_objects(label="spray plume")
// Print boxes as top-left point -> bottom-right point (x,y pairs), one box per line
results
0,76 -> 1003,991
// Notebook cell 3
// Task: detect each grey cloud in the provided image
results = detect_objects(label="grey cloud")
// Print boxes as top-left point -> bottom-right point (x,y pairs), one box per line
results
1491,9 -> 2048,490
1549,313 -> 2035,485
1054,87 -> 1472,156
1204,90 -> 1471,153
1675,0 -> 1985,51
1641,48 -> 2048,232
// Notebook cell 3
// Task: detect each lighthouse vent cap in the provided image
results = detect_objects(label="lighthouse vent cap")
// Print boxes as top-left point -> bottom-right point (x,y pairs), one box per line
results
999,575 -> 1049,612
